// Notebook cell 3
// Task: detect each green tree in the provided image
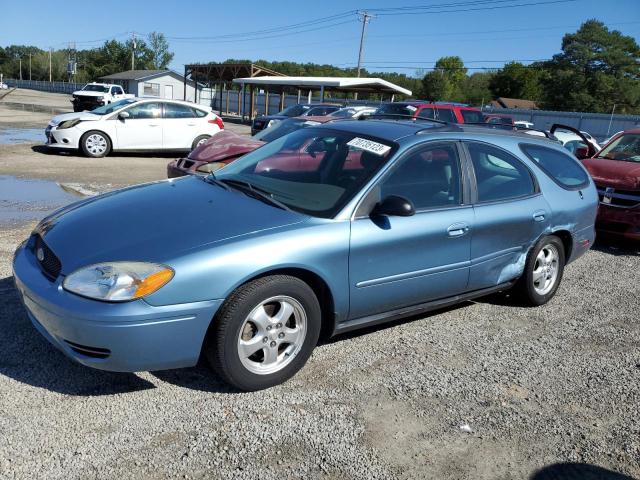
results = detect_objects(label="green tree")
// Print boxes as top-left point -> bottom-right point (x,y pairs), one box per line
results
540,20 -> 640,113
489,62 -> 543,100
147,32 -> 174,69
421,56 -> 467,102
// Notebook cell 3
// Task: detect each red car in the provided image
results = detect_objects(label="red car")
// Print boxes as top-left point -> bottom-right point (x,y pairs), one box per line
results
581,129 -> 640,241
374,101 -> 484,124
167,116 -> 336,178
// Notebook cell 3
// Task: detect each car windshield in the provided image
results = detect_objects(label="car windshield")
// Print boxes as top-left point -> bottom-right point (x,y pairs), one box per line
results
374,103 -> 419,118
91,98 -> 137,115
253,118 -> 321,143
596,134 -> 640,162
215,128 -> 396,218
278,104 -> 311,117
83,85 -> 109,93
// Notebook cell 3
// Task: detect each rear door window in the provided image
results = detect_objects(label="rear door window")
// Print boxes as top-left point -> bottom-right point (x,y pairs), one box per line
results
164,103 -> 197,119
466,142 -> 536,202
435,108 -> 456,123
460,110 -> 484,123
520,144 -> 590,189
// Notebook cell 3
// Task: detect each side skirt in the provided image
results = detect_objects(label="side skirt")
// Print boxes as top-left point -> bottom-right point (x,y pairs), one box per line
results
333,281 -> 516,336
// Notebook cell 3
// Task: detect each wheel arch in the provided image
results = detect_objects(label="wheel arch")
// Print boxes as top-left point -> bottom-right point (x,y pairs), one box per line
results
209,266 -> 337,344
81,128 -> 114,149
550,229 -> 573,264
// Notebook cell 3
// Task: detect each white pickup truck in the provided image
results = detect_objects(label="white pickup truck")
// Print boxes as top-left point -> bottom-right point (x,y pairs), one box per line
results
71,83 -> 134,112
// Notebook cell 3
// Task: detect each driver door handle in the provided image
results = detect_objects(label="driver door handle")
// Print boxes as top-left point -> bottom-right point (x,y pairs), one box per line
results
447,223 -> 470,237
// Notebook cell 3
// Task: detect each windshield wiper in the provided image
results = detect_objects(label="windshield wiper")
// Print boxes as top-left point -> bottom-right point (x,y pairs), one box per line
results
220,178 -> 291,211
199,173 -> 230,190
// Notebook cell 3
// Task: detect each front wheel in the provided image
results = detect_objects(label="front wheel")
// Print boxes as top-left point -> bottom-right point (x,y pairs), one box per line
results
205,275 -> 321,391
192,135 -> 211,150
515,235 -> 565,306
80,130 -> 111,158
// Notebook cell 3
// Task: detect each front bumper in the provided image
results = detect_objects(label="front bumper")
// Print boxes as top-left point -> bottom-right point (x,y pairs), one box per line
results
45,125 -> 81,149
12,242 -> 222,372
167,158 -> 199,178
596,204 -> 640,241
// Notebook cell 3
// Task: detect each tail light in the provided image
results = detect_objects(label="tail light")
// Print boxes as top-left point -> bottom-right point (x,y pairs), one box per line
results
209,116 -> 224,130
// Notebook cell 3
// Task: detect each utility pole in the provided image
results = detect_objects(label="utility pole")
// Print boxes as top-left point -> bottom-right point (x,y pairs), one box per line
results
356,11 -> 373,78
29,53 -> 32,80
49,48 -> 52,82
19,58 -> 22,80
131,32 -> 136,70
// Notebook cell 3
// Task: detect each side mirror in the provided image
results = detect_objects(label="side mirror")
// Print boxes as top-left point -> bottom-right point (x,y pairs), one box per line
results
372,195 -> 415,217
575,146 -> 590,159
118,111 -> 130,121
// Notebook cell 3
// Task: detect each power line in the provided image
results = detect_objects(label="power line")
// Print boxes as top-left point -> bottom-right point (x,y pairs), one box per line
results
368,0 -> 579,16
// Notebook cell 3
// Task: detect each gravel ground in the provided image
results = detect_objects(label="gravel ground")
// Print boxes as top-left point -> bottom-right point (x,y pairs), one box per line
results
0,127 -> 639,478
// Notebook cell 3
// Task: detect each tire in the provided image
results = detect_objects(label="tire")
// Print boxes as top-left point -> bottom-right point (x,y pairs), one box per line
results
515,235 -> 565,306
206,275 -> 321,391
191,135 -> 211,150
80,130 -> 111,158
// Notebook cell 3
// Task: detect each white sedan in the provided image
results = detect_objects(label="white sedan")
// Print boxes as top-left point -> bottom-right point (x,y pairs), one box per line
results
45,98 -> 225,158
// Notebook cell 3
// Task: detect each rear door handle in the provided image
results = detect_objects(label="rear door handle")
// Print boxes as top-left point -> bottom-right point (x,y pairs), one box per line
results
533,210 -> 546,222
447,223 -> 469,237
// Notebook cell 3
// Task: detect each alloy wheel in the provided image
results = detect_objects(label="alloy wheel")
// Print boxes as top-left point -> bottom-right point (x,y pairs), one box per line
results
237,295 -> 307,375
532,244 -> 559,295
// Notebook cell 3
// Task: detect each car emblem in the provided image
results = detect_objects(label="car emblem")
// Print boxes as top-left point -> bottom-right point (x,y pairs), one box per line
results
36,248 -> 45,262
602,187 -> 614,204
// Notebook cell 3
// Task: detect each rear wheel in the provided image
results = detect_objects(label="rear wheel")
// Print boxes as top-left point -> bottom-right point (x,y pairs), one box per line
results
80,130 -> 111,158
516,235 -> 565,306
192,135 -> 211,150
205,275 -> 321,391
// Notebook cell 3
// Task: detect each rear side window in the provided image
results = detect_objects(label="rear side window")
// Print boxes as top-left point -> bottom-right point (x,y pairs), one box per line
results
520,144 -> 590,189
460,110 -> 484,123
467,142 -> 536,202
435,108 -> 456,123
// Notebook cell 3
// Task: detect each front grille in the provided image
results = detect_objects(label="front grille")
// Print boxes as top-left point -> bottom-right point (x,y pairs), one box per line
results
63,340 -> 111,359
34,235 -> 61,280
596,185 -> 640,208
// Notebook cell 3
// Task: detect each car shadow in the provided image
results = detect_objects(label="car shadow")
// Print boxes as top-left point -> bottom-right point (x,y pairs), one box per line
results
30,145 -> 185,159
0,276 -> 156,396
530,462 -> 635,480
592,236 -> 640,256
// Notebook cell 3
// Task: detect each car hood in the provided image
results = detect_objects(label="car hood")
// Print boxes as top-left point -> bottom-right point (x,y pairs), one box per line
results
36,176 -> 306,274
582,158 -> 640,189
188,130 -> 264,162
49,111 -> 101,126
72,90 -> 106,98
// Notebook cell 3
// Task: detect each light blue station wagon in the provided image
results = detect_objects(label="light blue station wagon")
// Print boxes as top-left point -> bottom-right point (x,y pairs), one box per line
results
13,120 -> 598,390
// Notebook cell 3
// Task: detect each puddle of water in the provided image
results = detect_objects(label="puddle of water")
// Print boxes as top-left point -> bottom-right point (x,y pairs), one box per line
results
0,175 -> 83,225
0,127 -> 44,144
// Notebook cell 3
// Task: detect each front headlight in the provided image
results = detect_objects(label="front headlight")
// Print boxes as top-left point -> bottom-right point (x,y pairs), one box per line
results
266,119 -> 281,128
196,162 -> 227,174
63,262 -> 174,302
58,119 -> 82,129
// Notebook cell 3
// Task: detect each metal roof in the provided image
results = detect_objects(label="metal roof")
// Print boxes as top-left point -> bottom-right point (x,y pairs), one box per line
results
232,76 -> 412,96
99,70 -> 172,81
185,63 -> 285,84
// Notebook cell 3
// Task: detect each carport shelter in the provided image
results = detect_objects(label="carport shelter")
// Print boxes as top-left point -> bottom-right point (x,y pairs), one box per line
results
232,76 -> 413,119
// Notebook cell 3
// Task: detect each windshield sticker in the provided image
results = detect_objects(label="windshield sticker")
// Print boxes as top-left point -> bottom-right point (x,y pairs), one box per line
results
405,105 -> 417,112
347,137 -> 392,156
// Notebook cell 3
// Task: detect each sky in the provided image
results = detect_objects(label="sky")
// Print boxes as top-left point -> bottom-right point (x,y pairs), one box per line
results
1,0 -> 639,76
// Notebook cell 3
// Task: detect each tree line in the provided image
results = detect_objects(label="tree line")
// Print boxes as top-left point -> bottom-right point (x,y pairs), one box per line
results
0,32 -> 173,84
1,21 -> 638,114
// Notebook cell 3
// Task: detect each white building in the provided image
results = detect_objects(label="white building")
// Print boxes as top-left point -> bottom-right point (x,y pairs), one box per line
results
98,69 -> 205,104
